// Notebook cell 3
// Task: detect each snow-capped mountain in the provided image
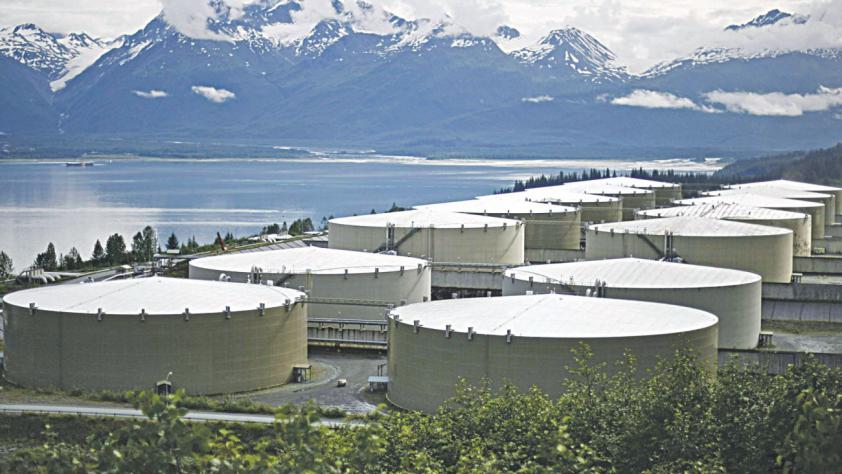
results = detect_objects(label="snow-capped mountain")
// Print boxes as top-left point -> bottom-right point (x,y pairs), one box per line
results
0,3 -> 840,157
645,9 -> 826,78
513,28 -> 628,83
0,23 -> 122,91
725,8 -> 806,31
0,24 -> 71,79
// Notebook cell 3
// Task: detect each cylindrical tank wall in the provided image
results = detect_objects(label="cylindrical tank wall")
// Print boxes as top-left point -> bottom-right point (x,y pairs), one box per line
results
387,317 -> 718,413
503,278 -> 760,349
584,230 -> 793,283
652,187 -> 683,207
506,211 -> 581,251
636,213 -> 812,257
544,199 -> 623,224
3,302 -> 308,395
329,223 -> 525,265
189,265 -> 431,321
614,194 -> 656,220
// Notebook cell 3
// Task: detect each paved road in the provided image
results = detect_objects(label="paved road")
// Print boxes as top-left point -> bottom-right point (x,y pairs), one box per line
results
0,403 -> 355,427
244,351 -> 387,413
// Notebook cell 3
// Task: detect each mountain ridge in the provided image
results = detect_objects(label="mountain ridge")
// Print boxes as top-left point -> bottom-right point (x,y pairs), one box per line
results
0,5 -> 840,157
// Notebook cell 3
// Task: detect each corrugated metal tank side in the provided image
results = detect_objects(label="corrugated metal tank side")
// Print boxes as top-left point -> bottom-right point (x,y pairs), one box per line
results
502,278 -> 761,350
189,265 -> 432,321
329,222 -> 525,265
3,301 -> 307,395
585,230 -> 793,283
387,317 -> 718,413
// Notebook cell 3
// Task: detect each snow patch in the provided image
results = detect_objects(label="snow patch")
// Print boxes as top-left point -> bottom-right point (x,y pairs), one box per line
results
51,39 -> 121,91
120,41 -> 152,65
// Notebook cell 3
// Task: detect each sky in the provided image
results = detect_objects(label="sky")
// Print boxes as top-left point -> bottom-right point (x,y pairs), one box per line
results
1,0 -> 837,73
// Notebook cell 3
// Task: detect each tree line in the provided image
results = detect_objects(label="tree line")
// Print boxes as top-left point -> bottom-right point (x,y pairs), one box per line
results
499,167 -> 737,194
261,218 -> 316,236
1,348 -> 839,472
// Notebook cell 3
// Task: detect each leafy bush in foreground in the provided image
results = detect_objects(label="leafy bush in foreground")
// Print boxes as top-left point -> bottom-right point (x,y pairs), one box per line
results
1,349 -> 840,473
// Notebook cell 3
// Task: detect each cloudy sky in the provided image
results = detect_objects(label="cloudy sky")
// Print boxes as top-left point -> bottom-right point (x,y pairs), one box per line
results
1,0 -> 838,73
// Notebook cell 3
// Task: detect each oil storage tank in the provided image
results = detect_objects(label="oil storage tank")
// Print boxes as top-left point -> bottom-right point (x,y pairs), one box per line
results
479,189 -> 623,224
2,277 -> 307,394
329,209 -> 524,265
677,194 -> 825,241
189,247 -> 430,321
637,203 -> 812,256
725,180 -> 841,223
560,182 -> 657,220
387,294 -> 718,413
585,216 -> 793,283
503,258 -> 760,349
415,198 -> 581,257
572,177 -> 682,207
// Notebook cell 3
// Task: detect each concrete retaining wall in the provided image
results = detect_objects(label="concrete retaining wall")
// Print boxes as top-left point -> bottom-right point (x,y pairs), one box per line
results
762,282 -> 842,323
793,256 -> 842,274
719,349 -> 842,374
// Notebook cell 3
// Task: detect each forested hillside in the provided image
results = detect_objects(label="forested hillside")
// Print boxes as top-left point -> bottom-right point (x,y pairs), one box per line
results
715,143 -> 842,185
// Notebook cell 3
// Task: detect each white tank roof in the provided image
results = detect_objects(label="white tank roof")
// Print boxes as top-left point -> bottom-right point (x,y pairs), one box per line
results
478,189 -> 620,204
726,179 -> 841,193
190,247 -> 427,276
703,188 -> 831,200
581,177 -> 681,189
505,258 -> 760,289
2,277 -> 304,315
415,198 -> 577,215
390,294 -> 717,338
329,209 -> 520,229
675,194 -> 824,210
561,182 -> 656,196
589,216 -> 792,237
638,203 -> 808,221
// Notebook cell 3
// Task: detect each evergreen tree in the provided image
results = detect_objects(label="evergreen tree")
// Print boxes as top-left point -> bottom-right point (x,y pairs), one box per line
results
141,226 -> 157,261
92,240 -> 105,263
106,234 -> 127,265
131,231 -> 145,261
0,251 -> 13,279
34,243 -> 58,271
62,247 -> 82,270
166,232 -> 179,250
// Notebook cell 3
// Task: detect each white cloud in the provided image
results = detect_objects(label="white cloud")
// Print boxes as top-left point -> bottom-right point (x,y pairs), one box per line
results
522,95 -> 554,104
261,0 -> 349,45
705,86 -> 842,116
132,89 -> 169,98
191,85 -> 236,103
610,89 -> 716,112
160,0 -> 256,41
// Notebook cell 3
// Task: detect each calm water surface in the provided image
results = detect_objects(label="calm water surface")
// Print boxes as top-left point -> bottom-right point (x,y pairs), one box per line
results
0,156 -> 719,267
